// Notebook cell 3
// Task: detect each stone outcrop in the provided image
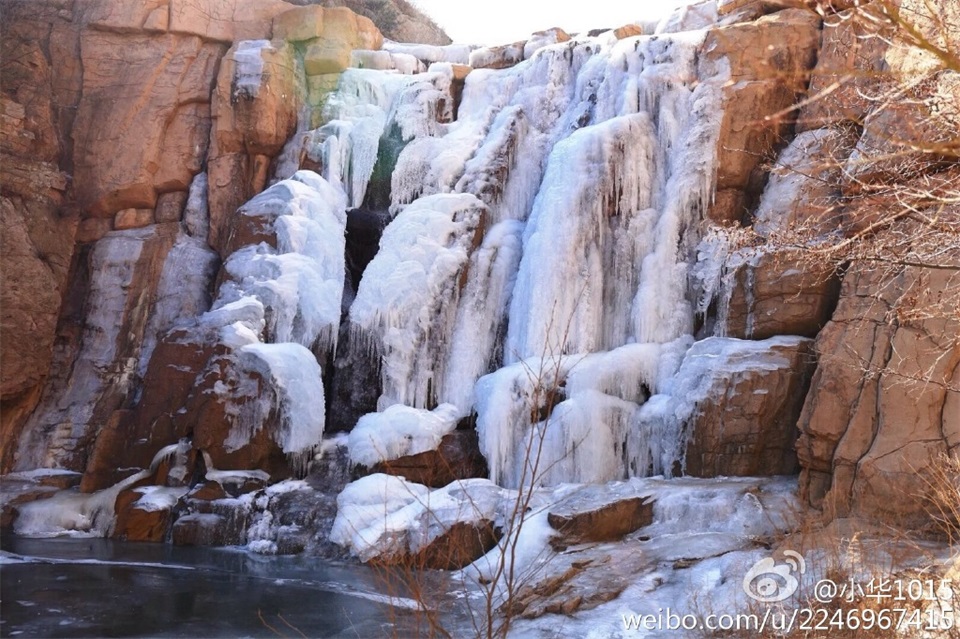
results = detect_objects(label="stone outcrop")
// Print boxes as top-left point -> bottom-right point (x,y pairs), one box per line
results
700,9 -> 821,222
369,429 -> 489,488
71,30 -> 225,216
797,238 -> 960,526
547,487 -> 655,547
788,0 -> 960,527
1,0 -> 388,486
0,3 -> 77,472
684,337 -> 816,477
3,0 -> 957,547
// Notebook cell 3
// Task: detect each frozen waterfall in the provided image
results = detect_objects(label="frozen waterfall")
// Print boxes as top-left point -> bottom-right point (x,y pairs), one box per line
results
320,29 -> 727,488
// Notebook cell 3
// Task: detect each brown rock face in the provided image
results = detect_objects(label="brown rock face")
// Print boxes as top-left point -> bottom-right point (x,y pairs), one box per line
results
797,253 -> 960,527
113,489 -> 177,542
409,520 -> 501,570
13,226 -> 180,474
548,494 -> 655,547
0,3 -> 78,472
685,338 -> 816,477
370,430 -> 489,488
721,251 -> 839,340
797,5 -> 892,132
701,8 -> 821,222
71,29 -> 224,216
86,0 -> 292,43
172,513 -> 234,546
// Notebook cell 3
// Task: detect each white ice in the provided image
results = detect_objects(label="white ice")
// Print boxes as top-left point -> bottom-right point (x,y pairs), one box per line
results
349,193 -> 488,410
233,40 -> 273,99
348,403 -> 460,467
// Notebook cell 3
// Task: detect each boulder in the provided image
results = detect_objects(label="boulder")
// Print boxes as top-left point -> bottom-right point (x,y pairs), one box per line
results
168,0 -> 291,43
0,478 -> 59,529
752,127 -> 859,235
75,218 -> 113,244
154,191 -> 188,223
613,24 -> 644,39
211,41 -> 298,157
843,71 -> 960,190
523,28 -> 570,60
718,0 -> 799,18
640,337 -> 815,478
172,513 -> 232,546
112,488 -> 177,542
301,7 -> 383,74
114,208 -> 155,230
207,40 -> 299,252
272,5 -> 326,42
548,491 -> 655,547
658,0 -> 720,33
370,430 -> 489,488
187,480 -> 228,501
684,337 -> 817,477
409,520 -> 501,570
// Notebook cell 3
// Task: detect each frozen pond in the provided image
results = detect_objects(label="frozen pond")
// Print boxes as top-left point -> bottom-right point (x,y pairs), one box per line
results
0,537 -> 427,638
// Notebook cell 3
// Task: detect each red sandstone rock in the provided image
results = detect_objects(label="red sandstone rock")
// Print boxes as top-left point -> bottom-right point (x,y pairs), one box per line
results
370,430 -> 489,488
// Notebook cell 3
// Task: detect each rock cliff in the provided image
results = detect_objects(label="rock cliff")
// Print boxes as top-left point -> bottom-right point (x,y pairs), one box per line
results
1,0 -> 957,545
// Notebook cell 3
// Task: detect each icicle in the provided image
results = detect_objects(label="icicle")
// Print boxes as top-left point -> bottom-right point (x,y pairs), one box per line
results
349,193 -> 489,410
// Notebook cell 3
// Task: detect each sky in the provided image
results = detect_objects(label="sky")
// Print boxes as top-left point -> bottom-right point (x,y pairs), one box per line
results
411,0 -> 696,45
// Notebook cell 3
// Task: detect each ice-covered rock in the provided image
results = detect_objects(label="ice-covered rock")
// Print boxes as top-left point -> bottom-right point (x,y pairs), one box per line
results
348,403 -> 460,468
635,336 -> 814,478
331,474 -> 504,568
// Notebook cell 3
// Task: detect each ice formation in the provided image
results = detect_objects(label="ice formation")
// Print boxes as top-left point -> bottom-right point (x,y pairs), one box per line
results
193,171 -> 346,471
15,228 -> 157,470
137,234 -> 218,378
633,336 -> 810,477
381,41 -> 477,66
348,403 -> 460,467
11,15 -> 805,555
13,444 -> 181,538
349,193 -> 489,410
233,40 -> 273,99
234,343 -> 326,475
330,474 -> 503,563
332,26 -> 732,489
282,69 -> 455,208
